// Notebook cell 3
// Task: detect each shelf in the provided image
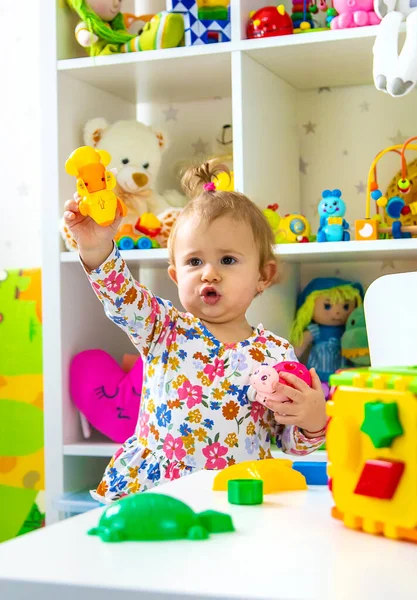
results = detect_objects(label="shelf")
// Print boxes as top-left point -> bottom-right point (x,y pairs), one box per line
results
57,26 -> 405,99
61,239 -> 417,267
63,442 -> 119,457
61,248 -> 170,268
57,43 -> 232,103
278,239 -> 417,263
240,25 -> 404,90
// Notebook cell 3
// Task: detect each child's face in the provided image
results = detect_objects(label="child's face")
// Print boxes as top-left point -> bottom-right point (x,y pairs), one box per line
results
313,296 -> 356,327
168,215 -> 275,326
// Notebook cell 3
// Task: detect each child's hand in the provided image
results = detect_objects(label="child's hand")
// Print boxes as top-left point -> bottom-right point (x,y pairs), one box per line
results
63,193 -> 122,270
265,368 -> 327,437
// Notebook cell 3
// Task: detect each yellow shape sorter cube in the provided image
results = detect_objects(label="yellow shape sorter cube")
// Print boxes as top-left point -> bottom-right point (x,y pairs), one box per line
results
327,367 -> 417,543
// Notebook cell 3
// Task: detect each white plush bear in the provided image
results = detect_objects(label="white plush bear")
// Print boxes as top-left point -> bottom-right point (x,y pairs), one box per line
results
61,118 -> 186,251
373,0 -> 417,97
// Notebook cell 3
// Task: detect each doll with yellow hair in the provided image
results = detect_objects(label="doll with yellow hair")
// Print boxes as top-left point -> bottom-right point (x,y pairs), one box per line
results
290,278 -> 364,384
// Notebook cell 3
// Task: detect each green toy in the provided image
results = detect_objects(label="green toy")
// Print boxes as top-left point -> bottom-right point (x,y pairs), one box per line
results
341,305 -> 371,367
228,479 -> 264,506
88,493 -> 235,542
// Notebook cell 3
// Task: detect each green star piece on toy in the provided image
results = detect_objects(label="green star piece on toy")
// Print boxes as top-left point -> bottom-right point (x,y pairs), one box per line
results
360,401 -> 404,448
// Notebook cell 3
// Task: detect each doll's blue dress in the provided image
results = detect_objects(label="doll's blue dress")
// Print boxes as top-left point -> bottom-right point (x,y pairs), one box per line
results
306,323 -> 346,382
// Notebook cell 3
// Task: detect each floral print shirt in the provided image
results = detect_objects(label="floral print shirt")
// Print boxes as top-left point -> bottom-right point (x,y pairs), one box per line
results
85,246 -> 324,503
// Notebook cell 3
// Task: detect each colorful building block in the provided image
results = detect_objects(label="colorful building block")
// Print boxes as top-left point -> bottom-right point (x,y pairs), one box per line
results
292,461 -> 328,485
327,367 -> 417,542
167,0 -> 231,45
354,459 -> 405,499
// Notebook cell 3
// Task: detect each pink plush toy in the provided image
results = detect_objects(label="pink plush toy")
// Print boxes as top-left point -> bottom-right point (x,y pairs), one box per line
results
70,349 -> 143,443
249,361 -> 312,406
330,0 -> 380,29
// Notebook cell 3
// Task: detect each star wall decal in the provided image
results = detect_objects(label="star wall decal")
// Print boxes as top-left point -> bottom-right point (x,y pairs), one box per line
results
299,157 -> 308,175
303,121 -> 317,134
356,181 -> 366,194
192,138 -> 209,155
163,104 -> 179,122
390,130 -> 409,145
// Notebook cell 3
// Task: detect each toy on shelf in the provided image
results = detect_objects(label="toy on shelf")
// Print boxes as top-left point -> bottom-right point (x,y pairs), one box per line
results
290,277 -> 364,385
330,0 -> 380,29
65,146 -> 127,227
327,366 -> 417,543
61,119 -> 186,252
115,214 -> 162,250
70,350 -> 143,443
249,361 -> 312,406
168,1 -> 231,45
291,0 -> 336,31
341,306 -> 370,367
373,1 -> 417,97
213,459 -> 307,493
66,0 -> 185,56
264,204 -> 311,243
88,493 -> 235,542
247,5 -> 294,38
355,138 -> 417,241
317,189 -> 350,242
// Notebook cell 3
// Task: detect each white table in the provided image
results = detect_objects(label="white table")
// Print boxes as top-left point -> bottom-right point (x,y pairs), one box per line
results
0,470 -> 416,600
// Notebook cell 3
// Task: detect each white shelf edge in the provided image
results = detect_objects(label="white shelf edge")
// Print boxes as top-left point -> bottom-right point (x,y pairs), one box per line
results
57,41 -> 233,72
61,239 -> 417,266
57,26 -> 396,74
64,443 -> 119,457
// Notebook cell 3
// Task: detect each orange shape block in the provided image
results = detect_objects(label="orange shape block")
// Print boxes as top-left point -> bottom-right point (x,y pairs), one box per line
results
354,459 -> 405,500
213,459 -> 307,494
355,219 -> 378,241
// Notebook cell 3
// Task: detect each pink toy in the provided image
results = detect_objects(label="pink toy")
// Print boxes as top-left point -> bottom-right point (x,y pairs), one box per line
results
70,349 -> 143,443
249,361 -> 312,406
330,0 -> 380,29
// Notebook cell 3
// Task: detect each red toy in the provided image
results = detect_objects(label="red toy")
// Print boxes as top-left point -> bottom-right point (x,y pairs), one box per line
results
247,5 -> 294,39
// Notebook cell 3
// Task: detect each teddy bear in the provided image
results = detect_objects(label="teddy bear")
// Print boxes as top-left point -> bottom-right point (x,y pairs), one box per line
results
61,118 -> 186,251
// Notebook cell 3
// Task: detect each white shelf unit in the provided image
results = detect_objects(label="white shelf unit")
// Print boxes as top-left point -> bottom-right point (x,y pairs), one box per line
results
41,0 -> 417,524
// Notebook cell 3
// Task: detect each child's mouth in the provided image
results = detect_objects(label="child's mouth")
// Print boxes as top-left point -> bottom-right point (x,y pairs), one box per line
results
201,287 -> 221,305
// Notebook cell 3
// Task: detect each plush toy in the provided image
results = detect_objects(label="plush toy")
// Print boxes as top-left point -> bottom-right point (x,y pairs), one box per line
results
70,349 -> 143,443
66,0 -> 184,56
249,361 -> 312,405
61,118 -> 186,251
373,0 -> 417,97
341,305 -> 371,367
290,277 -> 364,383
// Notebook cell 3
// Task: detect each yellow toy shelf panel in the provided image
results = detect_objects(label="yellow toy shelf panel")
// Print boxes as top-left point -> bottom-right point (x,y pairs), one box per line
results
327,367 -> 417,542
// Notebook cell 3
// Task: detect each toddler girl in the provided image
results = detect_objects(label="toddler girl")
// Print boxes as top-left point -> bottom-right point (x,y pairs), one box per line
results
63,162 -> 327,503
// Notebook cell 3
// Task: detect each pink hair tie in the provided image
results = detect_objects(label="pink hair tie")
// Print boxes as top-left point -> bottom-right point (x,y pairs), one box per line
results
204,182 -> 216,192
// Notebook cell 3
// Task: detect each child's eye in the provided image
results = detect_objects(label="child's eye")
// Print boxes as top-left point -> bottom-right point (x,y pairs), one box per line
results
324,303 -> 332,310
343,303 -> 350,311
221,256 -> 236,265
188,258 -> 202,267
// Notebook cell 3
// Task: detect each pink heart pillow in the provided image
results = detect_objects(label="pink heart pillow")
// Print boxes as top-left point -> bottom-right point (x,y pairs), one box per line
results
70,349 -> 143,443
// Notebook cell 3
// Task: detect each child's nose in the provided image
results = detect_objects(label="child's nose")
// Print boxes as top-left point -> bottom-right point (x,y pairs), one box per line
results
201,264 -> 220,282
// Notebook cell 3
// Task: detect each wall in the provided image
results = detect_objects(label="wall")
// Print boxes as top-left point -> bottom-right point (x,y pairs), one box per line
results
0,1 -> 41,269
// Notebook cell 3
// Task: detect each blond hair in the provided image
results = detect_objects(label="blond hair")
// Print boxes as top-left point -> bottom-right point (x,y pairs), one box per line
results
168,161 -> 277,275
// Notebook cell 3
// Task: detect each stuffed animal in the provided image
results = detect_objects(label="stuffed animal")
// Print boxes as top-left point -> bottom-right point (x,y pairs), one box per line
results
70,349 -> 143,443
66,0 -> 184,56
249,361 -> 312,406
61,118 -> 186,251
373,0 -> 417,97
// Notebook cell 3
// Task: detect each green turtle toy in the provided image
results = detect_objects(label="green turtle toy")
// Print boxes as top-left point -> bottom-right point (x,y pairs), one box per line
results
88,493 -> 235,542
341,306 -> 370,367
